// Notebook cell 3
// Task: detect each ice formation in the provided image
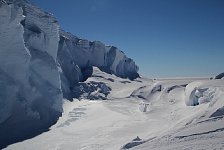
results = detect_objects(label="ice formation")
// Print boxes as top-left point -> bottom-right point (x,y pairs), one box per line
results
58,30 -> 139,98
0,0 -> 139,148
184,80 -> 220,106
0,0 -> 63,147
214,72 -> 224,79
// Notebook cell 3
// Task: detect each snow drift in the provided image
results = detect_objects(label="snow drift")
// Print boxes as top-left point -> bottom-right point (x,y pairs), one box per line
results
3,65 -> 224,150
184,80 -> 223,106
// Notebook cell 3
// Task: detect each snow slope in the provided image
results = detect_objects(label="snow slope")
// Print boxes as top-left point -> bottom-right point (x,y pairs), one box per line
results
5,67 -> 152,150
5,68 -> 224,150
131,79 -> 224,150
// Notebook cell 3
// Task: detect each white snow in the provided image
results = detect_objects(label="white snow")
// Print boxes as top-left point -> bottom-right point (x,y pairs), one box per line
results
5,68 -> 224,150
185,80 -> 224,106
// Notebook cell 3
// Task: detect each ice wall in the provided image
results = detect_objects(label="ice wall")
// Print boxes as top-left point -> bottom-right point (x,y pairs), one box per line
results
0,0 -> 139,148
0,0 -> 62,148
58,30 -> 139,98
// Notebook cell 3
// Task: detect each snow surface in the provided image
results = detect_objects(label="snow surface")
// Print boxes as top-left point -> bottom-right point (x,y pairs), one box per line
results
5,67 -> 224,150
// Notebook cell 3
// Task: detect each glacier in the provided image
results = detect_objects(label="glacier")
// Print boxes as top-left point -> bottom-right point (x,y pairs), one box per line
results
0,0 -> 139,148
2,0 -> 223,150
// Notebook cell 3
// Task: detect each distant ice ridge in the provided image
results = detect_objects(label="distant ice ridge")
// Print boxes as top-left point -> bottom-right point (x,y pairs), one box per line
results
58,30 -> 139,99
0,0 -> 139,148
214,72 -> 224,79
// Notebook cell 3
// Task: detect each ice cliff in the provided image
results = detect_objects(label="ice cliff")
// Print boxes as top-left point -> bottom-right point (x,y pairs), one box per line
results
0,0 -> 62,148
58,30 -> 139,99
0,0 -> 139,148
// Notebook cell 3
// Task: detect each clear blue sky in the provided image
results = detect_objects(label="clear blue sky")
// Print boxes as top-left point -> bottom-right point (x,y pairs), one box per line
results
31,0 -> 224,78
